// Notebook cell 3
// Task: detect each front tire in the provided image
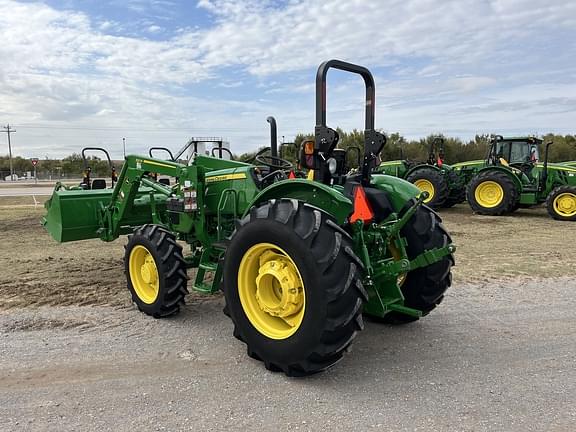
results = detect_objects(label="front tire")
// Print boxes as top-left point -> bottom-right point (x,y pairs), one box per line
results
124,225 -> 189,318
223,199 -> 366,376
546,186 -> 576,221
467,171 -> 518,215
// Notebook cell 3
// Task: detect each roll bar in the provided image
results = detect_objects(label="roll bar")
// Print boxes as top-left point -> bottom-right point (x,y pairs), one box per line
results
315,59 -> 376,131
149,147 -> 175,161
81,147 -> 113,169
81,147 -> 116,188
314,59 -> 386,184
210,146 -> 234,159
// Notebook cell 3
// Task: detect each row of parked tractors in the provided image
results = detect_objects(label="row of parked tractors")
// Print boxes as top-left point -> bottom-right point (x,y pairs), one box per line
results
376,136 -> 576,221
42,60 -> 573,378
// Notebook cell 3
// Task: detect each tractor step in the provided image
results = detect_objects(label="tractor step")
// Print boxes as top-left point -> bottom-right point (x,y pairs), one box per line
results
193,248 -> 223,294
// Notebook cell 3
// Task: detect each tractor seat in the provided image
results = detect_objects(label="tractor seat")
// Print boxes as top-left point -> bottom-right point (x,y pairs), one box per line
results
92,179 -> 107,189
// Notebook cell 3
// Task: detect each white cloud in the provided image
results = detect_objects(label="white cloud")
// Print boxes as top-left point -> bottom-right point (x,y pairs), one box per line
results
0,0 -> 575,158
147,24 -> 163,33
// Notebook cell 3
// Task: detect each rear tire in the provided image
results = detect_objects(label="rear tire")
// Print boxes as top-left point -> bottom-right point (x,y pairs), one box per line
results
467,170 -> 518,215
546,186 -> 576,221
369,203 -> 454,324
223,199 -> 366,376
406,167 -> 449,209
124,224 -> 189,318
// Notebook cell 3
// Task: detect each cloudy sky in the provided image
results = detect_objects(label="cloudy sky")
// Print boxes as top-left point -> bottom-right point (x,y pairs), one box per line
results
0,0 -> 575,159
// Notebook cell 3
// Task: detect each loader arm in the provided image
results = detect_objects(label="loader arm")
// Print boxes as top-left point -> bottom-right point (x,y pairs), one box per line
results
98,155 -> 197,242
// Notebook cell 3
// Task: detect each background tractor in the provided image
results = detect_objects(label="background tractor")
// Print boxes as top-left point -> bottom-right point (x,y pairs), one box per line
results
43,60 -> 455,376
375,136 -> 466,209
78,147 -> 118,190
460,136 -> 576,220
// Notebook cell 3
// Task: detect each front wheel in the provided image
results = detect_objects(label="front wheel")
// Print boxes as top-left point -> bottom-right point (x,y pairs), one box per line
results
223,199 -> 366,376
546,186 -> 576,221
467,171 -> 519,215
124,225 -> 189,318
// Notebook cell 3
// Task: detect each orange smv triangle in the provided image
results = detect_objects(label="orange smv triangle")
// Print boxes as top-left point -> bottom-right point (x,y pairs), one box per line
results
350,186 -> 374,224
288,170 -> 296,179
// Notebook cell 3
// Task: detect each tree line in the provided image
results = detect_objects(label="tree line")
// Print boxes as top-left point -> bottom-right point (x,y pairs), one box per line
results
0,153 -> 116,179
2,132 -> 575,178
238,132 -> 576,166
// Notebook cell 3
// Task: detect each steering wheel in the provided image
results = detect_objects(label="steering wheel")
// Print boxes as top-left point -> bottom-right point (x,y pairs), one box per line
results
511,161 -> 534,173
255,154 -> 293,171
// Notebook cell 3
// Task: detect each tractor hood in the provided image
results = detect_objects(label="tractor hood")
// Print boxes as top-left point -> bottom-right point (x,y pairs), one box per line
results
535,162 -> 576,176
451,160 -> 484,170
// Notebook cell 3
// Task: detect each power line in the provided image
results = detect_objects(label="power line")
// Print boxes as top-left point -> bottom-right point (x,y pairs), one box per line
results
1,124 -> 16,181
12,124 -> 266,132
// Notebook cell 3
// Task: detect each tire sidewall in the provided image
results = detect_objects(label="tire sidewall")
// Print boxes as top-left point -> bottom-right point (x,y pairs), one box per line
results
398,205 -> 452,311
547,186 -> 576,221
407,168 -> 447,208
468,172 -> 516,214
223,218 -> 328,365
125,233 -> 168,315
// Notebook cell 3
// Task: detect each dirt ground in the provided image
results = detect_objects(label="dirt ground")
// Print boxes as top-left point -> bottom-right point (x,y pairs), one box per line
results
1,196 -> 574,310
1,196 -> 575,431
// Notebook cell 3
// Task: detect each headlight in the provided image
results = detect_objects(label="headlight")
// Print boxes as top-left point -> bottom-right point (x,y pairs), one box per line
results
327,157 -> 338,175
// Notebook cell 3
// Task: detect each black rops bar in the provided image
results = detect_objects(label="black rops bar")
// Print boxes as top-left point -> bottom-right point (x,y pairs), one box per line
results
81,146 -> 117,188
81,147 -> 113,169
314,59 -> 386,185
315,59 -> 376,131
149,147 -> 175,161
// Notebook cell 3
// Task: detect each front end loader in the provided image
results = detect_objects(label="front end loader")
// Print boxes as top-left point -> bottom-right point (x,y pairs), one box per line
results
44,60 -> 455,376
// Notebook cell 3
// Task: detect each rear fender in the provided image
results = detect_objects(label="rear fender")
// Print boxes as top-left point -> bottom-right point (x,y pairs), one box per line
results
369,174 -> 421,212
245,179 -> 352,225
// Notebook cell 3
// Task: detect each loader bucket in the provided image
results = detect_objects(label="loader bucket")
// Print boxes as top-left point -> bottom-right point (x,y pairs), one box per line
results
43,188 -> 113,242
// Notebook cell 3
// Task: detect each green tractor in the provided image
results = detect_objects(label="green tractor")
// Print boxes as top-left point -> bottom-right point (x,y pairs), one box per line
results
375,136 -> 466,209
459,136 -> 576,220
43,60 -> 455,376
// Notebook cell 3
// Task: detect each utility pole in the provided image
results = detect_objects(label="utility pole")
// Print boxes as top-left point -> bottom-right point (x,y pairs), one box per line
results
2,124 -> 16,181
123,137 -> 126,159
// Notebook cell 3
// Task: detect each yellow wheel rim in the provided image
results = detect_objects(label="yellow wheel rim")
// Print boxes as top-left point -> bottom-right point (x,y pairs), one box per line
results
238,243 -> 305,340
129,245 -> 160,304
475,181 -> 504,208
553,192 -> 576,217
414,179 -> 435,203
389,242 -> 407,287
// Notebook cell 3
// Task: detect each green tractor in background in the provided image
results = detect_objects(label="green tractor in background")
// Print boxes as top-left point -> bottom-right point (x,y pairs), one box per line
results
457,135 -> 576,220
43,60 -> 455,376
375,136 -> 466,209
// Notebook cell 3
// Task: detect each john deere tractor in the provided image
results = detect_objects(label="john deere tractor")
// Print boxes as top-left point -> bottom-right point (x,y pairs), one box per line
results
375,137 -> 466,209
43,60 -> 455,376
459,136 -> 576,220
